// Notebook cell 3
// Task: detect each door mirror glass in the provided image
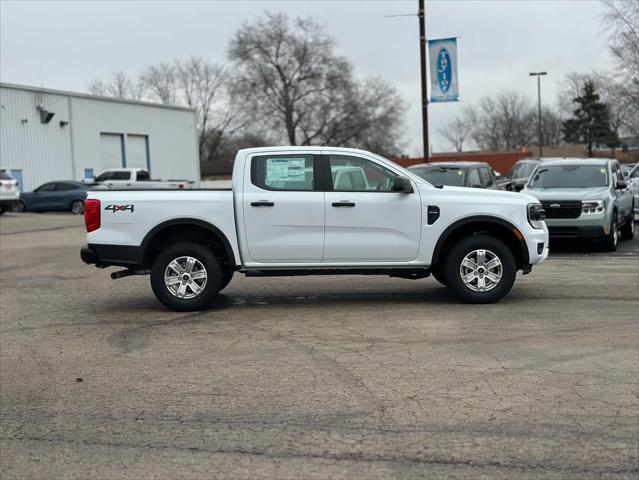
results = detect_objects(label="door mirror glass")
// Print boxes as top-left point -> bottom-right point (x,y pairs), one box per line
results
392,176 -> 414,193
616,180 -> 627,190
513,182 -> 525,192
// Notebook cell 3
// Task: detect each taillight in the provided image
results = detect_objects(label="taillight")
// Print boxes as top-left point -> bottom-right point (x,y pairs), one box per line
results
85,199 -> 101,232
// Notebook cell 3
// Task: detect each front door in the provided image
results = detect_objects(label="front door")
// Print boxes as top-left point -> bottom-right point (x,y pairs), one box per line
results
323,154 -> 422,263
242,152 -> 325,264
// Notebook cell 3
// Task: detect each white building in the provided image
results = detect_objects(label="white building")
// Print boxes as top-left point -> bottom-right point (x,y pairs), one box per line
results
0,82 -> 199,191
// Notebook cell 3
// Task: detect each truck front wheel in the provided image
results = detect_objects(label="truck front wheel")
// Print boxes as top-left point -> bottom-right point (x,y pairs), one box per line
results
444,235 -> 517,304
150,242 -> 223,311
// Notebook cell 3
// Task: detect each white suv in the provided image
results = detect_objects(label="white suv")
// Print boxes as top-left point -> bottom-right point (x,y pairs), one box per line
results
0,169 -> 20,215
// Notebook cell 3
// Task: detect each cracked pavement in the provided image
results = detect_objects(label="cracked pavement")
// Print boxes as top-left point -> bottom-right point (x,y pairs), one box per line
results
1,213 -> 638,479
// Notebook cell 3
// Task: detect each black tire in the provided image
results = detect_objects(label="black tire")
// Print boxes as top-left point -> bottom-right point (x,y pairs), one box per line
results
0,207 -> 6,215
220,267 -> 234,292
70,199 -> 85,215
150,242 -> 223,311
620,209 -> 634,240
12,201 -> 25,213
600,212 -> 618,251
431,268 -> 447,286
444,235 -> 517,304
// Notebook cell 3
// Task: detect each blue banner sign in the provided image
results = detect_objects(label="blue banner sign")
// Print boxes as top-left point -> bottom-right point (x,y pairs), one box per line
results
428,37 -> 459,102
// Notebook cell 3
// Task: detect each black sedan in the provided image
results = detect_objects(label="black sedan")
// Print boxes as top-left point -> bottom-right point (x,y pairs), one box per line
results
17,181 -> 102,214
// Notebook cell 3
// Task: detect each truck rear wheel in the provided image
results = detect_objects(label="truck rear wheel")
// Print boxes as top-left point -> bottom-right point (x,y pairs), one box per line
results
444,235 -> 517,304
150,242 -> 223,311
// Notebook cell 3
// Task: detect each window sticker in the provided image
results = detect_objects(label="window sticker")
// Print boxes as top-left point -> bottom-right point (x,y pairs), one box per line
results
266,158 -> 306,182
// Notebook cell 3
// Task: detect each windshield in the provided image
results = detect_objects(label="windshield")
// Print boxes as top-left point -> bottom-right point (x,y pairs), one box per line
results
0,171 -> 14,180
411,166 -> 465,186
529,164 -> 609,188
510,162 -> 537,179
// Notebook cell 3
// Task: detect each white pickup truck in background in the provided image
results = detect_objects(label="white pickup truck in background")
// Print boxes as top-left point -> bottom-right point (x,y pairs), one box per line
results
87,168 -> 197,189
81,147 -> 549,311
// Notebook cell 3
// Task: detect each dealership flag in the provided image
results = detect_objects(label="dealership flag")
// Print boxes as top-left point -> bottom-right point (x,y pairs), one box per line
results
428,37 -> 459,102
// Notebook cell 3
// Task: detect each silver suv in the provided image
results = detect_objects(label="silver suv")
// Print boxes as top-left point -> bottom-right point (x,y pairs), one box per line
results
523,158 -> 634,251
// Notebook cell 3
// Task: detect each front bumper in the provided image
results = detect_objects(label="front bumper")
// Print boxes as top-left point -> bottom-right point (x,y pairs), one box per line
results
547,226 -> 606,239
0,199 -> 18,208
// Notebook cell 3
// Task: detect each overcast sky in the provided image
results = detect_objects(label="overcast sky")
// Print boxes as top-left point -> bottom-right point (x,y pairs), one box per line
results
1,0 -> 613,155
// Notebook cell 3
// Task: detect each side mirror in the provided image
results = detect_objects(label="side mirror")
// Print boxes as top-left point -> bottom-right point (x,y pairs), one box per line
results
513,182 -> 525,192
616,180 -> 627,190
392,176 -> 414,193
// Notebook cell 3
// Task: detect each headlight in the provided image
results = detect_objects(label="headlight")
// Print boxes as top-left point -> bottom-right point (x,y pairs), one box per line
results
581,200 -> 604,215
527,203 -> 545,229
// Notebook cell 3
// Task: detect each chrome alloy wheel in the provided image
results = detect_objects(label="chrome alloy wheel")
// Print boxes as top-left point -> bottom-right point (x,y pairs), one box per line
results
459,249 -> 502,292
164,256 -> 208,299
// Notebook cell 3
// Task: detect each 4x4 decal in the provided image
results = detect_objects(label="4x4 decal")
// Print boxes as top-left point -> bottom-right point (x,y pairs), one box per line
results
105,204 -> 134,213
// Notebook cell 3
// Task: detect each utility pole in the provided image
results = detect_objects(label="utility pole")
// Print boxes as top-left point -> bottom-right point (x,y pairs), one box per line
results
529,71 -> 547,158
418,0 -> 429,161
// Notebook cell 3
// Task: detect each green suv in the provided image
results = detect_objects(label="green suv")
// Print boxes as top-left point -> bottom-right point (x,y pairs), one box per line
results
522,158 -> 635,251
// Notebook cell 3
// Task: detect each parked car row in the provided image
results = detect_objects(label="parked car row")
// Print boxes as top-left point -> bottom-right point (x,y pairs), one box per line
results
409,157 -> 634,252
0,167 -> 197,215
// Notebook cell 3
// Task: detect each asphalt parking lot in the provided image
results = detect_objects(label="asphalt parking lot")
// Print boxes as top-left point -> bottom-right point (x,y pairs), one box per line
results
1,213 -> 637,480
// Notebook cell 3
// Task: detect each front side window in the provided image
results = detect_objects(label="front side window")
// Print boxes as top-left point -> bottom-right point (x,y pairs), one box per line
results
529,165 -> 609,188
510,162 -> 537,179
137,170 -> 150,180
329,155 -> 397,192
36,183 -> 56,192
630,166 -> 639,179
252,154 -> 315,191
467,169 -> 481,187
479,168 -> 494,186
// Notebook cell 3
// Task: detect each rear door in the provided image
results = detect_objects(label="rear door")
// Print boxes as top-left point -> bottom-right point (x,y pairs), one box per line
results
242,152 -> 325,263
323,154 -> 422,263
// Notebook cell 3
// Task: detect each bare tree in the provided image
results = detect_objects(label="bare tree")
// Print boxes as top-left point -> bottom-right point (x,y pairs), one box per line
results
87,71 -> 144,100
228,12 -> 405,155
602,0 -> 639,136
140,62 -> 178,104
438,107 -> 476,152
471,91 -> 535,151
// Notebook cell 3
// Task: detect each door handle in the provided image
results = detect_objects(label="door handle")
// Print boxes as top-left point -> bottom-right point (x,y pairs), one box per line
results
332,201 -> 355,207
250,201 -> 274,207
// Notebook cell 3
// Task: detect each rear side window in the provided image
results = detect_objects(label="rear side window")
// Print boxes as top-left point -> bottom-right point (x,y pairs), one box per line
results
55,183 -> 77,191
251,154 -> 315,191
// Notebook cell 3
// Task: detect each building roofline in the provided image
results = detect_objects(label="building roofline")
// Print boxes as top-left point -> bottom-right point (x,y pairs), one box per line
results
0,82 -> 196,113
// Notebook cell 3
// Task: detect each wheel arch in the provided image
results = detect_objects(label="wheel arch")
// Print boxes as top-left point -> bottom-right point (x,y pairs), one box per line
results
431,215 -> 530,270
141,218 -> 236,270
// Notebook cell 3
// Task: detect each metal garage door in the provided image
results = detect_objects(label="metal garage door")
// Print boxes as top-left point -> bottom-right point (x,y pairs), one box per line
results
100,133 -> 124,170
126,135 -> 148,170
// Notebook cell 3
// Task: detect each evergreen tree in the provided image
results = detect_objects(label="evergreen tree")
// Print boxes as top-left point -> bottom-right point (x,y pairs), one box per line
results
563,81 -> 619,156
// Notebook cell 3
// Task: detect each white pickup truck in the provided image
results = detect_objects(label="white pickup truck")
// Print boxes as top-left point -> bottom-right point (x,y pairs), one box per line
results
81,147 -> 549,311
88,168 -> 196,190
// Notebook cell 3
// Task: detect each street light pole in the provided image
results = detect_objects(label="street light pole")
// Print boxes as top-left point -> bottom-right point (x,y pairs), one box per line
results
418,0 -> 429,161
529,71 -> 547,158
